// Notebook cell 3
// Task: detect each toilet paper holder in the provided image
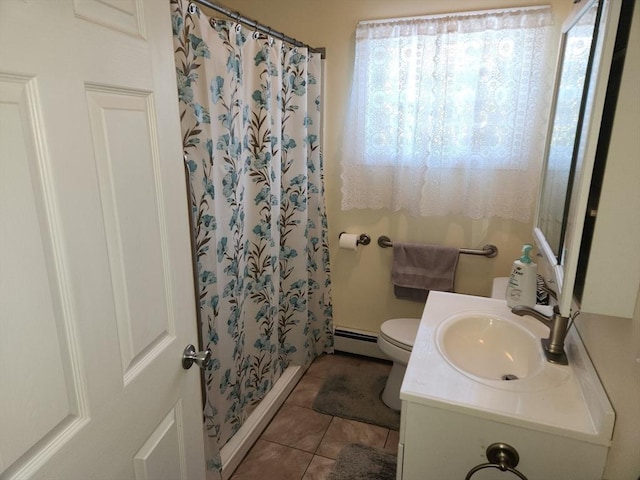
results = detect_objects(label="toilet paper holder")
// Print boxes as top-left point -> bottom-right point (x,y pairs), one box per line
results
339,232 -> 371,246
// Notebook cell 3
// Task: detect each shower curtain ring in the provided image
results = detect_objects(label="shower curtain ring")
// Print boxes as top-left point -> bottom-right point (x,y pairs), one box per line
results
187,3 -> 197,14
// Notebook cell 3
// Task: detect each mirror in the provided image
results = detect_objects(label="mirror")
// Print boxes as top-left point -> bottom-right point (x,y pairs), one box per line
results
537,1 -> 600,260
534,0 -> 621,316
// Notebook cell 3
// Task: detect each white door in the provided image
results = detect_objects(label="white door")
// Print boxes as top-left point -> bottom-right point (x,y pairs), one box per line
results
0,1 -> 206,479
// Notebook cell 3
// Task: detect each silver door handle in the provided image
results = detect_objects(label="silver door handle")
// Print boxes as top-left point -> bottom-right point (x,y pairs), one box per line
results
182,344 -> 212,370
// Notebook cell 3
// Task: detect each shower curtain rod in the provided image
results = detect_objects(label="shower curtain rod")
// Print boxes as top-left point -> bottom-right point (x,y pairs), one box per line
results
191,0 -> 326,58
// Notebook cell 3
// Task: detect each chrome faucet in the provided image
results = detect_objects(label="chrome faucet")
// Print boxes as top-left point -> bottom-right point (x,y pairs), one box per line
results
511,305 -> 570,365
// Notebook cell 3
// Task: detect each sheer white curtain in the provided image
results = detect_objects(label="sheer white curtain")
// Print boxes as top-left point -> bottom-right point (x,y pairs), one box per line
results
341,7 -> 554,221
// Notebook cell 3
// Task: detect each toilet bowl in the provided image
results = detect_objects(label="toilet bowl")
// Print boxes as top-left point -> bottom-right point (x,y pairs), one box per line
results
377,317 -> 421,411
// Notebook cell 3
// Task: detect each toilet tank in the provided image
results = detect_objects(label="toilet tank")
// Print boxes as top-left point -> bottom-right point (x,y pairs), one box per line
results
491,277 -> 509,299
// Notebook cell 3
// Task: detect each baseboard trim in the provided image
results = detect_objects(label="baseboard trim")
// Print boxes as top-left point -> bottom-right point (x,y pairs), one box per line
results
333,328 -> 388,360
219,365 -> 304,479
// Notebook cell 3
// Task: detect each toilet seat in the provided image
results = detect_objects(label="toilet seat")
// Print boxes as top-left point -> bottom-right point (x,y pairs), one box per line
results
379,317 -> 420,351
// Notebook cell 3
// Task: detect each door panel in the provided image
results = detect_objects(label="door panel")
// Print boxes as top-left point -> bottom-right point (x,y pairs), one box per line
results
0,72 -> 88,475
0,1 -> 205,478
85,86 -> 175,381
73,0 -> 145,38
133,401 -> 188,480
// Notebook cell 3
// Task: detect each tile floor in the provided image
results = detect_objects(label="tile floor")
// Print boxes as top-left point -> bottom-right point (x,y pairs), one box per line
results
229,353 -> 399,480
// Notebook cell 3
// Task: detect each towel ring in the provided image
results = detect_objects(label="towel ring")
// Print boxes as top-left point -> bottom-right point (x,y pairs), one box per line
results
464,443 -> 528,480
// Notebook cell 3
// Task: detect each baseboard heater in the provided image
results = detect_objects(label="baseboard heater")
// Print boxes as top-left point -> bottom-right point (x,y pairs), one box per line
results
333,327 -> 387,360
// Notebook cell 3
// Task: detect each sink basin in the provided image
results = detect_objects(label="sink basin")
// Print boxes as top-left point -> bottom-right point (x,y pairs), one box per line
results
436,312 -> 543,382
401,292 -> 614,452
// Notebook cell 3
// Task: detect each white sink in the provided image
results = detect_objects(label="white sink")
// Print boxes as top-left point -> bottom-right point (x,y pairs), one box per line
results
401,291 -> 615,448
436,312 -> 543,382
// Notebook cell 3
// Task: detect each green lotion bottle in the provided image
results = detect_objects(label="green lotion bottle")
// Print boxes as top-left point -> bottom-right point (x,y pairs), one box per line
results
506,244 -> 537,308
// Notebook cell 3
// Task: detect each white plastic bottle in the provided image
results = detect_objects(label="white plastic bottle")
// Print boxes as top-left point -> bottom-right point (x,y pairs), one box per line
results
506,244 -> 537,308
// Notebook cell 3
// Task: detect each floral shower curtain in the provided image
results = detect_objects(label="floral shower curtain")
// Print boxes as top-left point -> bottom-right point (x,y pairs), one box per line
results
171,0 -> 333,474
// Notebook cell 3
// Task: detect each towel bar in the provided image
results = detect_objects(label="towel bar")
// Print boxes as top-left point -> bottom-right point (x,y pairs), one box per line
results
377,235 -> 498,258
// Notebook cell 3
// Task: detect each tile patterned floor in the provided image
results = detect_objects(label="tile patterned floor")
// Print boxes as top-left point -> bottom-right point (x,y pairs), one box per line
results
229,353 -> 399,480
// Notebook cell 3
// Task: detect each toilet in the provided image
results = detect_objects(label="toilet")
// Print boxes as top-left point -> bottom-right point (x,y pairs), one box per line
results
377,317 -> 421,411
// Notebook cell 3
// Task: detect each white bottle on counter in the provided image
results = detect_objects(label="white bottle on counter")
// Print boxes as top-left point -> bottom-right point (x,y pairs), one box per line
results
506,244 -> 537,308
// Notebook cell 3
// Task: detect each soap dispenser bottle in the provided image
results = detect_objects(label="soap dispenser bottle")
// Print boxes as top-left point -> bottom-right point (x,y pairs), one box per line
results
506,244 -> 537,308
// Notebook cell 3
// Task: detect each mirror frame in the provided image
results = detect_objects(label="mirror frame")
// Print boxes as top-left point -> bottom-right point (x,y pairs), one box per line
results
536,0 -> 601,264
534,0 -> 623,316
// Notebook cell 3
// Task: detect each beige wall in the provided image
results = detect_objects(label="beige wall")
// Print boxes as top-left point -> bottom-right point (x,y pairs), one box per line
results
578,299 -> 640,480
575,3 -> 640,477
229,0 -> 571,333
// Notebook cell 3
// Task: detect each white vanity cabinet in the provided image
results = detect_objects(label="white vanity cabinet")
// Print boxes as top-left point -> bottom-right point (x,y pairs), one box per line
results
398,402 -> 608,480
398,292 -> 614,480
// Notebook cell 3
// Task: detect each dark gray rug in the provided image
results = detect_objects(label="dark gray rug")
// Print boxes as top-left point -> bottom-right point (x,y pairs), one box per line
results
328,443 -> 397,480
312,372 -> 400,430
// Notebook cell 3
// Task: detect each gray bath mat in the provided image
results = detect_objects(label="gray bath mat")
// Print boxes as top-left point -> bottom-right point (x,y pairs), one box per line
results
312,372 -> 400,430
328,443 -> 397,480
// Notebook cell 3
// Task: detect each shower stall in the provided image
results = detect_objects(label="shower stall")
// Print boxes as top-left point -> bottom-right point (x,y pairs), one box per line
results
171,0 -> 334,477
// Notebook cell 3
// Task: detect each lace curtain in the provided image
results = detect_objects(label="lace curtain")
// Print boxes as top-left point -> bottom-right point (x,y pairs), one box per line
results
341,7 -> 554,221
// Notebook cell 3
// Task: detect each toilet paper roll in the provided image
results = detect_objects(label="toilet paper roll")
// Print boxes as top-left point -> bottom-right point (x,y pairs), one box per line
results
339,233 -> 359,250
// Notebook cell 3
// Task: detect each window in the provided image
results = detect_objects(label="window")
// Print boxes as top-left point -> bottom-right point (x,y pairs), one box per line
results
341,7 -> 554,221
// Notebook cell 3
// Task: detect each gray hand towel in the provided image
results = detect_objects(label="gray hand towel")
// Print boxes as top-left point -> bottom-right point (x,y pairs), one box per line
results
392,242 -> 460,302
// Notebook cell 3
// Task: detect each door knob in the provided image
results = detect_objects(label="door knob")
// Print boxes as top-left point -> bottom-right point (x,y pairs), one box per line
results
182,344 -> 212,370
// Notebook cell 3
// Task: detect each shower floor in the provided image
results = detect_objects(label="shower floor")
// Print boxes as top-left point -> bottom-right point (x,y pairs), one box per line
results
229,352 -> 398,480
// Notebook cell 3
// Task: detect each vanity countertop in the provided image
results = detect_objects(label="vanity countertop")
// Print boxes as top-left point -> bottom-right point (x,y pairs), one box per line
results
400,291 -> 615,446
